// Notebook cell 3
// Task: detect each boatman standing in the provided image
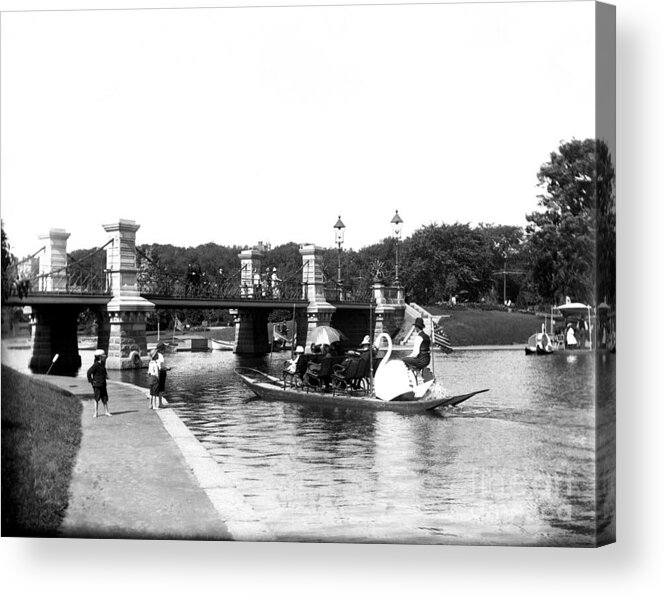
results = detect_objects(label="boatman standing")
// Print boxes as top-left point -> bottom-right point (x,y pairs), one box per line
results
402,317 -> 431,371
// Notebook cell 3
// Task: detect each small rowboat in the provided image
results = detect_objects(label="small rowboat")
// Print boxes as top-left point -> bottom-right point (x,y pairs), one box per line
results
235,367 -> 489,414
211,339 -> 235,351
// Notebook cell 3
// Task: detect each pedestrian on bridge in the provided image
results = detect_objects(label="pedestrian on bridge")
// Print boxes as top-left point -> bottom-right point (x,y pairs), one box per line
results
87,349 -> 112,418
271,267 -> 282,298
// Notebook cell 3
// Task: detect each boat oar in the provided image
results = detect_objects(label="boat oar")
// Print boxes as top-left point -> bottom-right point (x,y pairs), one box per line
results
45,353 -> 59,375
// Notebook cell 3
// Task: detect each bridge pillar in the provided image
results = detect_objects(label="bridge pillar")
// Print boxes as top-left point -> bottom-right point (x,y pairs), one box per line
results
293,308 -> 309,351
230,308 -> 269,354
372,282 -> 405,340
38,228 -> 70,292
102,219 -> 155,369
238,249 -> 263,297
28,306 -> 81,374
300,244 -> 336,345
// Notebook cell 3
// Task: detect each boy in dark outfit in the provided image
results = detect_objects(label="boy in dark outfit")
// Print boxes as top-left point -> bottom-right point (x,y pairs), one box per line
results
87,349 -> 112,418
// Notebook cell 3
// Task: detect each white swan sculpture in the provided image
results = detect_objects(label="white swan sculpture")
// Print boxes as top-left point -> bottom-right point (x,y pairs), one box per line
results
373,333 -> 435,401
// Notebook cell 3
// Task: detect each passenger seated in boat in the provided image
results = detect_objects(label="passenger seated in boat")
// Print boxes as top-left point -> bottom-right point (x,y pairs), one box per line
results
355,336 -> 377,388
305,345 -> 345,391
402,317 -> 431,374
332,356 -> 364,393
283,346 -> 305,386
309,343 -> 323,363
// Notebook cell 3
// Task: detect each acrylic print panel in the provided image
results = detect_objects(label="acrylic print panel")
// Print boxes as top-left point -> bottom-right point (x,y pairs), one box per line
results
0,1 -> 615,547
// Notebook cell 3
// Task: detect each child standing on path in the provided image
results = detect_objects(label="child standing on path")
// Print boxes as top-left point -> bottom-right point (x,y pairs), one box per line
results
147,350 -> 161,409
154,342 -> 172,409
87,349 -> 112,418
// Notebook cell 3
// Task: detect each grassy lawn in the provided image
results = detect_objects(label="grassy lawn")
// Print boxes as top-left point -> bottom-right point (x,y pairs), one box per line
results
1,366 -> 82,536
427,307 -> 543,346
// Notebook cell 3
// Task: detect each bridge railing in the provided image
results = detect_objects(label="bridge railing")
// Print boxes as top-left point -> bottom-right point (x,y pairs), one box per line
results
381,285 -> 404,305
320,267 -> 373,303
4,243 -> 112,297
4,247 -> 43,298
323,285 -> 372,303
136,249 -> 305,302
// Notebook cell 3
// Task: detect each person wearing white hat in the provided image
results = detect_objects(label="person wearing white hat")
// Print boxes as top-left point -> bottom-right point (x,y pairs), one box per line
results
283,345 -> 305,385
87,349 -> 111,417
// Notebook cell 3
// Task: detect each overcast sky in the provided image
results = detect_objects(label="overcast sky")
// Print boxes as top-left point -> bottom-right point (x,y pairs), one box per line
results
0,1 -> 596,257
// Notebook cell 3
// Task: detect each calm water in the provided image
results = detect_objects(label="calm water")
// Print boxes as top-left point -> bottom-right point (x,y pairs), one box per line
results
2,343 -> 615,546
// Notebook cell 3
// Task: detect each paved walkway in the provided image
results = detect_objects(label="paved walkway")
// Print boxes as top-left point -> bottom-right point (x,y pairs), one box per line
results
35,375 -> 275,541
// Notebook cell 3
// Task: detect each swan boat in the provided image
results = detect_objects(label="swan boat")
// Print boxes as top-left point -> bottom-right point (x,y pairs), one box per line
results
235,333 -> 489,414
524,327 -> 554,355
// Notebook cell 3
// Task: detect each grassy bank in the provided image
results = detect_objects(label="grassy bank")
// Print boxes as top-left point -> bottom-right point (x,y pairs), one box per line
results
1,366 -> 82,536
147,309 -> 542,347
427,307 -> 542,346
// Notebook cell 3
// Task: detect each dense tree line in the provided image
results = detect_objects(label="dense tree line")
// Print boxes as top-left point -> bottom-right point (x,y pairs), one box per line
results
523,138 -> 615,307
1,137 -> 615,326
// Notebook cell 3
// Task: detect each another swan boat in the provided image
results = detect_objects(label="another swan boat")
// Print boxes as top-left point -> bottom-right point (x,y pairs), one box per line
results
525,324 -> 554,355
235,367 -> 489,414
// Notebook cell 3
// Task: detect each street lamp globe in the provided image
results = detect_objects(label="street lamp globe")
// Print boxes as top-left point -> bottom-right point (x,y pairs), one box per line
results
390,210 -> 403,239
390,210 -> 403,284
334,216 -> 346,300
334,216 -> 346,247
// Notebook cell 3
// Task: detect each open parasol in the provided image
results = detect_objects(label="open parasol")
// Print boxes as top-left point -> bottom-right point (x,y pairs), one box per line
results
309,325 -> 346,346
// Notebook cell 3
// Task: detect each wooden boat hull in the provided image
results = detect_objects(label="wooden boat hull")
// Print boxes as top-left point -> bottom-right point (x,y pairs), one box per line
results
211,339 -> 234,351
235,368 -> 488,414
525,345 -> 554,355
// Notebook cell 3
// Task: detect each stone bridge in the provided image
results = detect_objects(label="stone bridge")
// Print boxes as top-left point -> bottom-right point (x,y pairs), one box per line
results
6,219 -> 405,373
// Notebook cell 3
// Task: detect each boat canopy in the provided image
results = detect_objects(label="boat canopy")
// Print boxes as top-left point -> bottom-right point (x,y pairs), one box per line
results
556,302 -> 593,317
554,302 -> 593,351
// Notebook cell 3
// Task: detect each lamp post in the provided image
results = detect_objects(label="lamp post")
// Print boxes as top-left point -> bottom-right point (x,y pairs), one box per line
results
390,210 -> 403,284
334,215 -> 345,300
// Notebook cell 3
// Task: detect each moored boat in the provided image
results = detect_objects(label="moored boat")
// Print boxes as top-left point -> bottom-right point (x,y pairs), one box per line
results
525,333 -> 554,355
235,367 -> 488,414
525,323 -> 554,355
211,339 -> 235,351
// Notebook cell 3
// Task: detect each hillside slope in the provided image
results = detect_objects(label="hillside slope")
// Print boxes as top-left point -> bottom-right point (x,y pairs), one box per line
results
427,307 -> 542,346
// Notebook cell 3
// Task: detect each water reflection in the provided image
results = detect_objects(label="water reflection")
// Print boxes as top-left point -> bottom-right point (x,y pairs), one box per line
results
1,341 -> 614,545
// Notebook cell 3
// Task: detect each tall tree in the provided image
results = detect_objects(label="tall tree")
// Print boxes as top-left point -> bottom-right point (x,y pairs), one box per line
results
524,138 -> 615,306
400,223 -> 494,304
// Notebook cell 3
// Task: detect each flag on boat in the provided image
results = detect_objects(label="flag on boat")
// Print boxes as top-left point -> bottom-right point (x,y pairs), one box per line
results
174,316 -> 184,332
432,322 -> 453,353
